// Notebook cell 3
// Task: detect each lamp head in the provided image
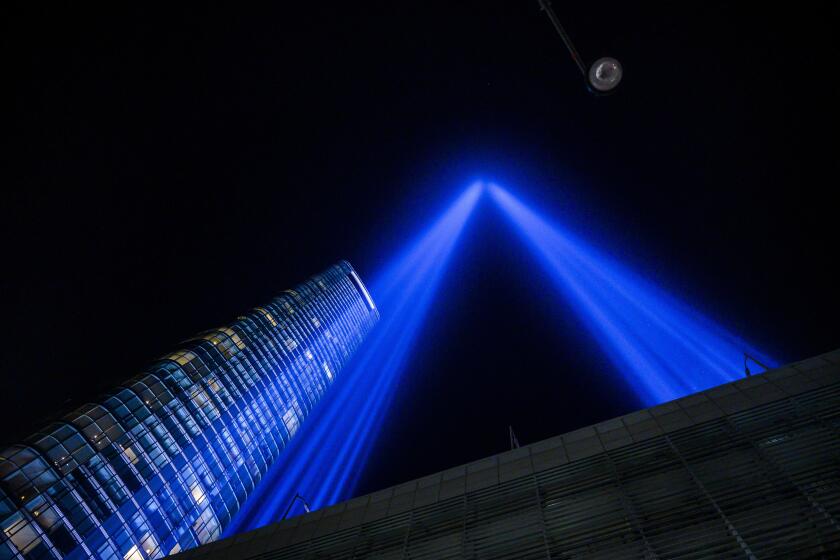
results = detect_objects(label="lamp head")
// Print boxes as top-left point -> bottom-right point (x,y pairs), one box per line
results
588,57 -> 622,94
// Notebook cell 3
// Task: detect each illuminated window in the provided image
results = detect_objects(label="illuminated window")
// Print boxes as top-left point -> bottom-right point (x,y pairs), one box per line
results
164,350 -> 196,366
282,409 -> 299,437
284,338 -> 298,351
192,505 -> 220,544
237,416 -> 253,447
190,482 -> 206,505
122,445 -> 139,465
219,327 -> 246,349
190,388 -> 218,420
139,532 -> 158,558
30,499 -> 60,532
255,307 -> 278,327
123,544 -> 144,560
311,316 -> 321,327
323,362 -> 333,380
304,349 -> 314,360
200,330 -> 244,360
3,513 -> 41,554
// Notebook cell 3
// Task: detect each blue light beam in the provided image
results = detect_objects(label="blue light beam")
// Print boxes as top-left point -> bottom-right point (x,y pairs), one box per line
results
225,182 -> 483,534
488,183 -> 776,406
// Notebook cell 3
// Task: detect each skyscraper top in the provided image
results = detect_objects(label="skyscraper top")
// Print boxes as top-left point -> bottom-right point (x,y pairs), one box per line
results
0,262 -> 378,560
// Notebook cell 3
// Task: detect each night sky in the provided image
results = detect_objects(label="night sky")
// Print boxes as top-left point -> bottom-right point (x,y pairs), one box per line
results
4,3 -> 838,497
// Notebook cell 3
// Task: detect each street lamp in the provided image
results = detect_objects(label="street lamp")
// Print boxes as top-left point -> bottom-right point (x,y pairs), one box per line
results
536,0 -> 623,94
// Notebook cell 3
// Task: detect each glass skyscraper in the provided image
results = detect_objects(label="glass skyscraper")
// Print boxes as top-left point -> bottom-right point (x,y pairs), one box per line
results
0,262 -> 378,560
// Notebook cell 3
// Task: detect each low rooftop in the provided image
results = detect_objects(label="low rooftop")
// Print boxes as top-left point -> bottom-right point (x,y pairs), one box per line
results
172,347 -> 840,559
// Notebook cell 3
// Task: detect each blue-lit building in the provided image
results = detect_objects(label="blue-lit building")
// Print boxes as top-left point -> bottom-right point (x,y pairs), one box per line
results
0,262 -> 378,560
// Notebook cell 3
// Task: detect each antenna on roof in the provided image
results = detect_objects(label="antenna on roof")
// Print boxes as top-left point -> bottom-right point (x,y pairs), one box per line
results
281,493 -> 311,520
744,352 -> 771,377
509,425 -> 521,450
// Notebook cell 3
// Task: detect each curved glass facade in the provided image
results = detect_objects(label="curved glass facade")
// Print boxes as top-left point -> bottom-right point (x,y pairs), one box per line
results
0,262 -> 378,560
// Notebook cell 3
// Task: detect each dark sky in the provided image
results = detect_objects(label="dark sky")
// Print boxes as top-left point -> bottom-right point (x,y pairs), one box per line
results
3,3 -> 838,496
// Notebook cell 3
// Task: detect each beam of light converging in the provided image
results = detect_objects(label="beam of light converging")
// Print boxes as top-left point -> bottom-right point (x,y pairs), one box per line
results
224,183 -> 483,534
488,183 -> 777,406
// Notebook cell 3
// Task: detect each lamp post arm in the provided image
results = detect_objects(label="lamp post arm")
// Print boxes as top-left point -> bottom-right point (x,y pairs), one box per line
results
536,0 -> 587,76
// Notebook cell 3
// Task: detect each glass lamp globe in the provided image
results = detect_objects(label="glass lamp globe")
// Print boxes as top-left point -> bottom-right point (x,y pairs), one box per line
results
588,57 -> 622,93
